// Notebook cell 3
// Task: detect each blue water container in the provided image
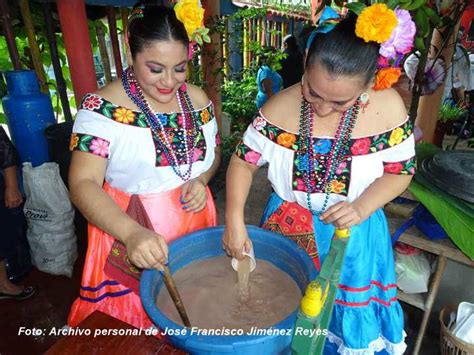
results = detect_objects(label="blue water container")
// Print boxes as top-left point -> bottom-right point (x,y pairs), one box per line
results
2,70 -> 56,167
141,225 -> 317,355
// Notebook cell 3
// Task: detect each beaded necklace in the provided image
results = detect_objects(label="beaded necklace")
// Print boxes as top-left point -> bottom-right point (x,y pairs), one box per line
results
121,67 -> 198,181
298,97 -> 360,216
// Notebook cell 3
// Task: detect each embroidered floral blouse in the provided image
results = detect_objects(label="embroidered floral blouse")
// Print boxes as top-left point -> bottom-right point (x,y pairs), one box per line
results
236,113 -> 416,212
70,93 -> 220,194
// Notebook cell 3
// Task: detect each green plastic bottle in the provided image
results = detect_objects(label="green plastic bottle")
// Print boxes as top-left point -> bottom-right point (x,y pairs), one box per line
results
291,229 -> 350,355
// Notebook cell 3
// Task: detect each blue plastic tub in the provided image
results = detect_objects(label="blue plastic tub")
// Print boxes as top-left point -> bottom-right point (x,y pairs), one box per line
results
140,225 -> 317,355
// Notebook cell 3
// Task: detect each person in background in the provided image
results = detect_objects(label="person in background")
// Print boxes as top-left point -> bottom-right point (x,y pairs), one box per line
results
278,34 -> 304,89
67,1 -> 220,329
256,49 -> 283,109
443,29 -> 473,105
0,126 -> 35,300
224,6 -> 416,353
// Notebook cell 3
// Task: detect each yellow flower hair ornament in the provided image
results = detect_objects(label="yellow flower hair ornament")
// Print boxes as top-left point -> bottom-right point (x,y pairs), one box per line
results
349,3 -> 416,90
355,4 -> 397,44
173,0 -> 210,45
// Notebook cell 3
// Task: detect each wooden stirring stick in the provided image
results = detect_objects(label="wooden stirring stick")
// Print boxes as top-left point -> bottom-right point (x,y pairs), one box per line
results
162,265 -> 191,327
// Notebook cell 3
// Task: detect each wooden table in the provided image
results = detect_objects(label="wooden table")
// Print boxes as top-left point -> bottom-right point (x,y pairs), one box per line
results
388,214 -> 474,355
45,311 -> 186,354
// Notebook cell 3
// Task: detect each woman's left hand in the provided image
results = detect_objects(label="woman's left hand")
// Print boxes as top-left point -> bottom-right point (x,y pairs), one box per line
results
180,177 -> 208,212
319,201 -> 364,229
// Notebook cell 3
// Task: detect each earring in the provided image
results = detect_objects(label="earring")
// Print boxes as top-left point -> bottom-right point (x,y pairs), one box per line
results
360,92 -> 369,113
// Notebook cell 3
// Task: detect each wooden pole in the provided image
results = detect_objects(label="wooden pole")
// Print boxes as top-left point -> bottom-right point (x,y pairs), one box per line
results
201,0 -> 223,131
121,7 -> 129,39
411,255 -> 447,355
42,1 -> 73,122
249,18 -> 256,63
0,0 -> 21,70
282,21 -> 287,44
247,19 -> 252,65
57,0 -> 97,106
162,266 -> 191,327
243,19 -> 248,68
96,22 -> 113,84
415,22 -> 461,143
106,6 -> 123,78
120,7 -> 129,62
408,23 -> 435,125
272,21 -> 277,48
277,21 -> 282,48
19,0 -> 49,94
223,17 -> 229,77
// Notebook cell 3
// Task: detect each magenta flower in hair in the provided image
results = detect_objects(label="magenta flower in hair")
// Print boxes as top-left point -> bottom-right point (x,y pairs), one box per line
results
379,9 -> 416,60
377,56 -> 390,68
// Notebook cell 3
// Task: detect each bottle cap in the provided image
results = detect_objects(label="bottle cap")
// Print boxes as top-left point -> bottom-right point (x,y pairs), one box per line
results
304,280 -> 322,300
300,281 -> 323,318
335,228 -> 350,238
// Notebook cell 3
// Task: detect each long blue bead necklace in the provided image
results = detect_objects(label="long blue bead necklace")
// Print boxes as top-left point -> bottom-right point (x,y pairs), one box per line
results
121,67 -> 197,181
298,97 -> 360,216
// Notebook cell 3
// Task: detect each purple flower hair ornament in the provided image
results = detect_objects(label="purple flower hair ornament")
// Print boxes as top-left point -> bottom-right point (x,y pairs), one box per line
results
379,9 -> 416,60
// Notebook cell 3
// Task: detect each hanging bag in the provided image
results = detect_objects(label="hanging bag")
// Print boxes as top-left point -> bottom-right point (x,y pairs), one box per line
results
22,162 -> 77,277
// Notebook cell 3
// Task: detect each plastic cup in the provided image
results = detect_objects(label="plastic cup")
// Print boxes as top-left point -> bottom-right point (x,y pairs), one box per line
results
231,246 -> 256,272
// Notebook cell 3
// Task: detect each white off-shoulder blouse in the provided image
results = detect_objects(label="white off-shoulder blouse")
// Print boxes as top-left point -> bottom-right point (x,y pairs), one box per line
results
235,112 -> 416,212
70,93 -> 220,194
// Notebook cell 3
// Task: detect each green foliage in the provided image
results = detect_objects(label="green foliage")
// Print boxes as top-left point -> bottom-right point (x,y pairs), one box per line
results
400,0 -> 425,11
346,2 -> 366,15
249,40 -> 286,71
438,102 -> 466,123
192,27 -> 211,46
0,2 -> 78,120
187,46 -> 204,87
221,131 -> 243,162
230,7 -> 267,20
269,3 -> 311,18
222,67 -> 258,131
220,6 -> 288,133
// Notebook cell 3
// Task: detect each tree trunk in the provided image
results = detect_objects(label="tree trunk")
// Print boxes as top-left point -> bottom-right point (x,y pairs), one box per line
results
201,0 -> 223,132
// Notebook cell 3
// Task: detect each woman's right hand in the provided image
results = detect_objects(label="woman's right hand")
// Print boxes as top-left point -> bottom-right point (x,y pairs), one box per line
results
223,221 -> 252,260
4,186 -> 23,208
124,226 -> 169,270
